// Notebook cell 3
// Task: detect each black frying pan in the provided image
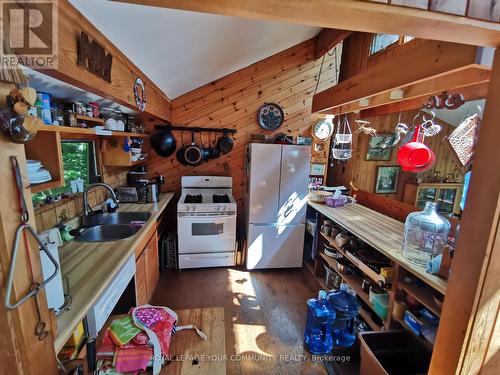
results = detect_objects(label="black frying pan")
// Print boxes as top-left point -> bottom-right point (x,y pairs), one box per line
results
184,132 -> 203,166
176,132 -> 188,165
151,129 -> 177,157
217,130 -> 233,154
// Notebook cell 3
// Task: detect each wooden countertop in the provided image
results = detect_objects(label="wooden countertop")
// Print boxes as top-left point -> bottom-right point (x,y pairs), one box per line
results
308,201 -> 447,294
54,192 -> 175,352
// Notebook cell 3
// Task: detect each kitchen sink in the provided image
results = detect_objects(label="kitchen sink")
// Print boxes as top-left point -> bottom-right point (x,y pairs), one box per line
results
76,224 -> 139,242
103,211 -> 151,225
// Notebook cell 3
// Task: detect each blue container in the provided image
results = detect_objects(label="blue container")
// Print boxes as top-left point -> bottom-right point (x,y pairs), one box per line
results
37,92 -> 52,124
304,290 -> 335,354
327,284 -> 360,347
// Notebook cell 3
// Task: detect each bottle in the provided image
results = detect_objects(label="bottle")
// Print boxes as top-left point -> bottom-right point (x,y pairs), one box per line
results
327,284 -> 360,347
304,290 -> 335,354
402,202 -> 450,267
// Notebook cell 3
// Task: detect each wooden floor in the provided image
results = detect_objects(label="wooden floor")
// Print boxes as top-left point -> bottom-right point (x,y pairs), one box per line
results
151,267 -> 328,375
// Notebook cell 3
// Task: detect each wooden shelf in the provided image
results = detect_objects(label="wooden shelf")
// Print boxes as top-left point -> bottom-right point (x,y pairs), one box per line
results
34,124 -> 150,138
319,231 -> 388,286
398,281 -> 442,317
310,201 -> 447,294
75,114 -> 104,124
30,180 -> 64,194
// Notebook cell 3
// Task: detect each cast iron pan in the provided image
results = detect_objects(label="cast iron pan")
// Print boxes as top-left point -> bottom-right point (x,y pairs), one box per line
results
184,132 -> 203,165
217,131 -> 233,154
176,132 -> 188,165
151,130 -> 177,157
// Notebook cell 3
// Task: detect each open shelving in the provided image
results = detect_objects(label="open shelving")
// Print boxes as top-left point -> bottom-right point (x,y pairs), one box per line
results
34,124 -> 150,139
398,280 -> 442,317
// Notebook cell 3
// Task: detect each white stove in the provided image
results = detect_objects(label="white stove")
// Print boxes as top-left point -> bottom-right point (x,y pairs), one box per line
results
177,176 -> 237,269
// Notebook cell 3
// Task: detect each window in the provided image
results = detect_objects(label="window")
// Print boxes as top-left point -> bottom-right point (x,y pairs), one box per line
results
370,34 -> 415,55
32,140 -> 100,202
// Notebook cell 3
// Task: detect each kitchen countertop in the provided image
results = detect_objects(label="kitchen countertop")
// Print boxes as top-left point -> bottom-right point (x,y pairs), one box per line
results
308,201 -> 447,294
54,192 -> 175,352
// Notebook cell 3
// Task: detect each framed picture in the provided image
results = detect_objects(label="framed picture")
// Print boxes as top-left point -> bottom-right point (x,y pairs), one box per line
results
365,134 -> 393,161
310,163 -> 326,176
375,166 -> 400,194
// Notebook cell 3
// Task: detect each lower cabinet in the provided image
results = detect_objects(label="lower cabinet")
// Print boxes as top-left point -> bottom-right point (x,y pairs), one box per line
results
135,231 -> 159,305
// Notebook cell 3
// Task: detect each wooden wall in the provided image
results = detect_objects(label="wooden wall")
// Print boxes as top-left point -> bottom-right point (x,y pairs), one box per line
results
148,38 -> 340,209
350,110 -> 465,201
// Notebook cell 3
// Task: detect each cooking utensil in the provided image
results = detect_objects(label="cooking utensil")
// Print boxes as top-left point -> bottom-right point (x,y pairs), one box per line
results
208,132 -> 221,159
146,183 -> 158,203
200,133 -> 211,162
176,131 -> 189,166
184,132 -> 203,165
397,125 -> 435,172
151,129 -> 177,157
217,130 -> 233,154
335,233 -> 350,247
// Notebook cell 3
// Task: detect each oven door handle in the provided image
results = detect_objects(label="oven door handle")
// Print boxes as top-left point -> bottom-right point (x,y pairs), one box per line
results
178,212 -> 236,217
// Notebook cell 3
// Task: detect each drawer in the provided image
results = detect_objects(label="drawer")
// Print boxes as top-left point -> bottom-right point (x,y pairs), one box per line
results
179,252 -> 235,269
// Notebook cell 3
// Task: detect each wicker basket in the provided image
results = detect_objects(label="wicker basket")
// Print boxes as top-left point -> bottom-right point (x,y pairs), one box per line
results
309,190 -> 333,204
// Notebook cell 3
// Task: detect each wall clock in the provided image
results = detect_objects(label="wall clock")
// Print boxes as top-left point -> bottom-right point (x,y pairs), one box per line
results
312,117 -> 334,141
257,103 -> 284,131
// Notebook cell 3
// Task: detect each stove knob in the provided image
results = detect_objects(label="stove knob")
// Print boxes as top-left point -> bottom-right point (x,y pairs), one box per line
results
185,206 -> 190,212
191,206 -> 196,211
216,206 -> 221,211
220,206 -> 226,211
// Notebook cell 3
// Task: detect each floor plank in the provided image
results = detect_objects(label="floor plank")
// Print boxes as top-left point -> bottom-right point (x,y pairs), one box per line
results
151,267 -> 328,375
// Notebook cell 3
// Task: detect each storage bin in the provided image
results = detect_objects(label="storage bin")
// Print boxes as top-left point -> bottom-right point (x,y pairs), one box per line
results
359,330 -> 432,375
372,293 -> 389,320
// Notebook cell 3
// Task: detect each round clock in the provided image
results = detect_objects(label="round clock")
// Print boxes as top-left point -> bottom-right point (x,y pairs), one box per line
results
312,117 -> 334,141
257,103 -> 284,131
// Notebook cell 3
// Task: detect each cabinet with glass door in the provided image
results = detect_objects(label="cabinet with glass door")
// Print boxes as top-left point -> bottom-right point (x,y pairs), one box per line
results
403,182 -> 463,216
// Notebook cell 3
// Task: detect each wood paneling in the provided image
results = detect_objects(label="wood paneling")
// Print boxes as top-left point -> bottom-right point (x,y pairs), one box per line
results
43,0 -> 170,121
149,38 -> 340,209
349,110 -> 465,201
312,40 -> 480,114
430,48 -> 500,375
114,0 -> 500,47
315,28 -> 352,59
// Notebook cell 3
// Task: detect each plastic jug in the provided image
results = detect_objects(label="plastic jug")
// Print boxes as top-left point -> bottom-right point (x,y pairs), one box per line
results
304,290 -> 335,354
327,284 -> 360,347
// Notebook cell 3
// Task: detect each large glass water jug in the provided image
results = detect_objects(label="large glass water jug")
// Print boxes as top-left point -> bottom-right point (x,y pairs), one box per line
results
304,290 -> 335,354
402,202 -> 450,267
327,285 -> 360,347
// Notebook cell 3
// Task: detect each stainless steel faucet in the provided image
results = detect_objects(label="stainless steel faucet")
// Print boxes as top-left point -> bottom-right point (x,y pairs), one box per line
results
82,183 -> 119,227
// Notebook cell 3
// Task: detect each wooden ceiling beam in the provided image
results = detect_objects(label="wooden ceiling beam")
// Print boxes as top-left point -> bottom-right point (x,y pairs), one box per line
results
324,67 -> 490,116
311,40 -> 482,114
112,0 -> 500,47
314,28 -> 352,59
359,81 -> 490,117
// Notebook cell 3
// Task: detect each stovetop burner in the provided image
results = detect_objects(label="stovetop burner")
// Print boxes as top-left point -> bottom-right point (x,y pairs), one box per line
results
213,194 -> 230,203
184,194 -> 203,204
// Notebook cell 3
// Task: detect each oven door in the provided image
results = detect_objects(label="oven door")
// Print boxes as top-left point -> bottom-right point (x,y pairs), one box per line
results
178,213 -> 236,254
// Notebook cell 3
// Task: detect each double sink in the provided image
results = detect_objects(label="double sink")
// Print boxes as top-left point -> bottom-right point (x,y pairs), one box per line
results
76,211 -> 151,242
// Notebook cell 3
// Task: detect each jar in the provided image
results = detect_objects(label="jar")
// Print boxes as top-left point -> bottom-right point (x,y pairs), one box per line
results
401,202 -> 450,267
73,101 -> 84,115
63,109 -> 77,127
89,102 -> 99,117
86,104 -> 93,117
321,220 -> 332,236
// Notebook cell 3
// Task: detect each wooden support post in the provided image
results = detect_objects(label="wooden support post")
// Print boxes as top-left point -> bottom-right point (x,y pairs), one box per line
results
429,49 -> 500,374
0,131 -> 58,373
314,28 -> 352,59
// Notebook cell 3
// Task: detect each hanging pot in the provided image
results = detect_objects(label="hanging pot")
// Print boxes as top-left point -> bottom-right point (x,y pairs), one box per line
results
151,129 -> 177,157
184,132 -> 203,165
208,132 -> 221,159
200,133 -> 211,162
0,108 -> 40,144
217,131 -> 233,154
397,125 -> 435,172
176,132 -> 188,166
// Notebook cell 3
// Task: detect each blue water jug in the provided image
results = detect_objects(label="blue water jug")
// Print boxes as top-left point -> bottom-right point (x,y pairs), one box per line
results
304,290 -> 335,354
327,284 -> 360,347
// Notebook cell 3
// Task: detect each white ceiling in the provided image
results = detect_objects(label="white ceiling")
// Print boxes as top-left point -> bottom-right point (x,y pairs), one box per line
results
70,0 -> 320,99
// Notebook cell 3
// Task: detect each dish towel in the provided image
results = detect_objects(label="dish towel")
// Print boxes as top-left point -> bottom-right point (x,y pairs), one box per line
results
131,305 -> 207,375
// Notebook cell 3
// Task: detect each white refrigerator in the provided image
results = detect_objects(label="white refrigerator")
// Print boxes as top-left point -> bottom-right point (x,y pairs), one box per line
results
245,143 -> 311,269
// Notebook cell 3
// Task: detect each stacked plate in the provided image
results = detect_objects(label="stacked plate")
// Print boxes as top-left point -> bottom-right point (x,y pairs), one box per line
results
27,160 -> 52,185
